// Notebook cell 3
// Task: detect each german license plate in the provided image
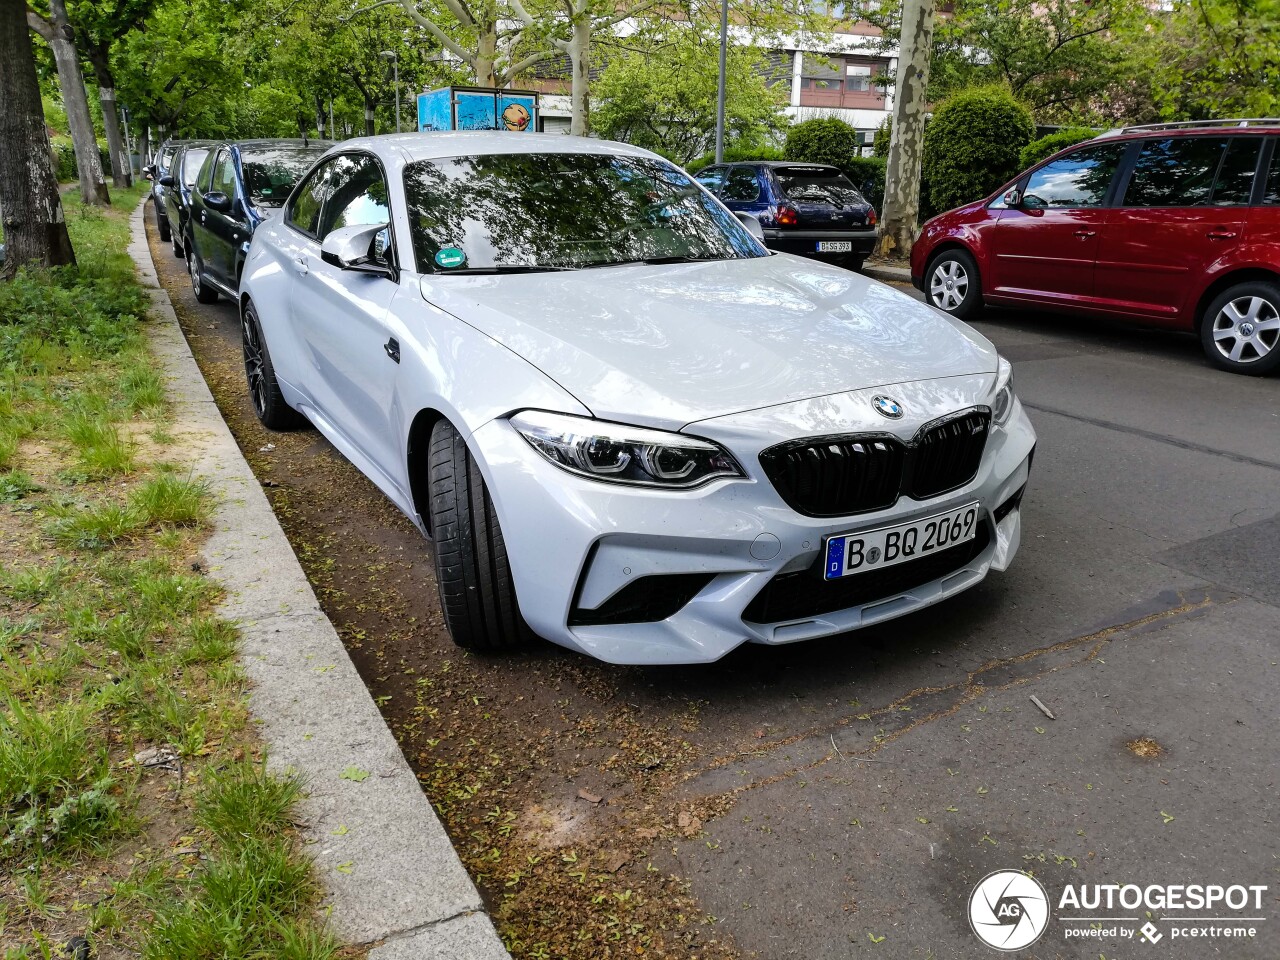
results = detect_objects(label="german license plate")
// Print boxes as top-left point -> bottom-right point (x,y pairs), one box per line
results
817,240 -> 852,253
823,502 -> 981,581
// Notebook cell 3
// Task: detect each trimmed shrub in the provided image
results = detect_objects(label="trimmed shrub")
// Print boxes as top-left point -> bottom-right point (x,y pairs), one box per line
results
845,155 -> 886,210
686,144 -> 785,174
922,86 -> 1035,213
872,116 -> 892,158
784,117 -> 862,168
1018,127 -> 1099,169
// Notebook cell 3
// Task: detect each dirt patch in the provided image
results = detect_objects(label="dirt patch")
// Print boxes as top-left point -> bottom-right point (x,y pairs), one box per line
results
1126,736 -> 1164,759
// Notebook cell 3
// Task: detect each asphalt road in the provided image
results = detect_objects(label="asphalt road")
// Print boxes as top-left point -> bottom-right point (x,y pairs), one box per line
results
149,217 -> 1279,959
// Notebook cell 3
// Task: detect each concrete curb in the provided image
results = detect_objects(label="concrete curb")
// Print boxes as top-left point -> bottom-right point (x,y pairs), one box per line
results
862,262 -> 913,285
128,199 -> 509,959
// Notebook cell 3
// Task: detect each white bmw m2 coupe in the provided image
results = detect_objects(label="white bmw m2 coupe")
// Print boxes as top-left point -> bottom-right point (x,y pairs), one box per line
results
239,133 -> 1035,665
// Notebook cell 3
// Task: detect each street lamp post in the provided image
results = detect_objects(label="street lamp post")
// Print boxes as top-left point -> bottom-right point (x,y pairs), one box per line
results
714,0 -> 728,163
380,50 -> 401,133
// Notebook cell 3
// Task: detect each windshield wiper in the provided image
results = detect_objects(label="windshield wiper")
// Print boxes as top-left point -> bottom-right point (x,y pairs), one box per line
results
587,255 -> 724,268
436,264 -> 577,274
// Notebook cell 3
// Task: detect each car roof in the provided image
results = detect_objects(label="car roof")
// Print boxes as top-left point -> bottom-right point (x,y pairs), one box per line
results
1093,119 -> 1280,143
332,132 -> 664,165
231,138 -> 334,151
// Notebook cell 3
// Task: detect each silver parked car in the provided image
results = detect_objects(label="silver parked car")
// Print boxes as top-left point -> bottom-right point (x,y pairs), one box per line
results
238,133 -> 1036,665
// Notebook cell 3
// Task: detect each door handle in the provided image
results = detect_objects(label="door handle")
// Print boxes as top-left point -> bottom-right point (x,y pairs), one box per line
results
1207,228 -> 1238,240
293,255 -> 308,276
384,338 -> 400,364
1073,229 -> 1096,239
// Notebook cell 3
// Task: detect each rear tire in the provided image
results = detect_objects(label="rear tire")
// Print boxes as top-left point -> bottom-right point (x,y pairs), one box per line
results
241,301 -> 307,430
925,248 -> 983,320
188,246 -> 218,304
1199,281 -> 1280,376
156,201 -> 171,242
428,420 -> 533,652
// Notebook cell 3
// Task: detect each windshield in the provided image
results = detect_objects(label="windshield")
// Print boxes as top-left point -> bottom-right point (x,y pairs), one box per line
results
182,148 -> 209,188
403,152 -> 765,272
774,167 -> 866,206
242,148 -> 326,208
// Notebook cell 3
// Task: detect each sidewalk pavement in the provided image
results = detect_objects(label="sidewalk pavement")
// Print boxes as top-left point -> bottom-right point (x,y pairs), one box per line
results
861,260 -> 913,285
128,198 -> 511,960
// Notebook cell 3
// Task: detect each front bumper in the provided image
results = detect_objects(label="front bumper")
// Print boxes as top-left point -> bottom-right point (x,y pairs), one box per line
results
469,385 -> 1035,665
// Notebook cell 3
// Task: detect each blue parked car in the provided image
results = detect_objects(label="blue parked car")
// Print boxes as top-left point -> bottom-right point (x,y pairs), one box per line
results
185,138 -> 331,303
159,140 -> 216,260
695,161 -> 878,272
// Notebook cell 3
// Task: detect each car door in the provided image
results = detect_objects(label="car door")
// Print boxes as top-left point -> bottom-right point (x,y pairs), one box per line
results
200,149 -> 247,289
1094,135 -> 1259,323
984,141 -> 1128,305
720,166 -> 770,220
287,153 -> 405,490
694,165 -> 726,196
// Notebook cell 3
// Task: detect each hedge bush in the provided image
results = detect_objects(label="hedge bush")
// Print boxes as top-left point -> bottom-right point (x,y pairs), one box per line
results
844,156 -> 886,210
921,86 -> 1034,213
1018,127 -> 1098,169
872,117 -> 892,158
52,139 -> 114,184
784,117 -> 862,168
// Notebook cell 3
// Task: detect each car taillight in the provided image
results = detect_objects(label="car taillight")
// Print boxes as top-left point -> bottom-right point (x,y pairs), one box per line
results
776,205 -> 799,227
868,208 -> 878,226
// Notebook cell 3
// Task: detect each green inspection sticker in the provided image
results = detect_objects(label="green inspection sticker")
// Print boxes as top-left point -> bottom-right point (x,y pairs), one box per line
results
435,247 -> 466,269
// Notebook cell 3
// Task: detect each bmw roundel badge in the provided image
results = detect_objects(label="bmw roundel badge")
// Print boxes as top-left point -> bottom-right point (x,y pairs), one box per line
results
872,395 -> 904,419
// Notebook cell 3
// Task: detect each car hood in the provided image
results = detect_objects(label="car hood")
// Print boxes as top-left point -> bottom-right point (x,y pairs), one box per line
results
418,254 -> 998,431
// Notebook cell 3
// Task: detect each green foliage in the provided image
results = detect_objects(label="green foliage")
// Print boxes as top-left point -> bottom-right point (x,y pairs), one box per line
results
784,117 -> 862,168
872,116 -> 892,158
845,156 -> 887,211
685,145 -> 785,174
1018,128 -> 1098,169
922,85 -> 1035,213
592,32 -> 788,164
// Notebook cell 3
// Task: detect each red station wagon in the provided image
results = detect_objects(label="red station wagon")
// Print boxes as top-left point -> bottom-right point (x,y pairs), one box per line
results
910,120 -> 1280,375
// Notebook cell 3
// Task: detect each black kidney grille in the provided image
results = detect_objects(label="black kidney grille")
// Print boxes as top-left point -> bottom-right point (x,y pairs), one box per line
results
759,409 -> 991,517
909,411 -> 990,499
742,523 -> 991,624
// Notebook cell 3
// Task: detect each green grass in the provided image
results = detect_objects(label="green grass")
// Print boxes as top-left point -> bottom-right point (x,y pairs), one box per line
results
0,187 -> 338,958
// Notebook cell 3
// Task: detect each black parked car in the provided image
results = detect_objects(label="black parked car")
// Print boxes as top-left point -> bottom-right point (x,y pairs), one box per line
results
185,139 -> 331,303
160,141 -> 215,260
146,139 -> 180,242
695,161 -> 878,272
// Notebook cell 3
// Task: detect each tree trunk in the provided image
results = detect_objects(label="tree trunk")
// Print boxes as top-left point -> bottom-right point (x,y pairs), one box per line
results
475,24 -> 497,87
87,48 -> 131,188
567,12 -> 590,136
875,0 -> 936,260
0,0 -> 75,275
365,100 -> 376,136
28,0 -> 110,205
138,125 -> 150,171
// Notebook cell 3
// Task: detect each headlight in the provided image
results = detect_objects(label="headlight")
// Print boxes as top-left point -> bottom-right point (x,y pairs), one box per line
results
510,410 -> 745,488
991,357 -> 1015,425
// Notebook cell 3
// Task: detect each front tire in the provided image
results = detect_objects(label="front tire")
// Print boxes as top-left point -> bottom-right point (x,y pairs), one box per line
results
926,248 -> 983,320
428,420 -> 533,652
156,201 -> 171,242
241,302 -> 307,430
188,246 -> 218,304
1200,281 -> 1280,375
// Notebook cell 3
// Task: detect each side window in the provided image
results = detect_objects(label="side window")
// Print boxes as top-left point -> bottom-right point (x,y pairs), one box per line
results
1022,144 -> 1127,209
1123,137 -> 1228,207
1264,140 -> 1280,204
319,154 -> 390,239
195,150 -> 218,192
695,166 -> 726,194
212,151 -> 237,197
286,162 -> 332,237
722,167 -> 762,202
1212,138 -> 1261,205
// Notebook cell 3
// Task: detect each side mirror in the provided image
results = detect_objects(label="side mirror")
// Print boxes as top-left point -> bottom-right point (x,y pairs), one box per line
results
204,191 -> 232,212
321,223 -> 394,277
159,175 -> 175,188
1003,189 -> 1022,208
734,211 -> 766,242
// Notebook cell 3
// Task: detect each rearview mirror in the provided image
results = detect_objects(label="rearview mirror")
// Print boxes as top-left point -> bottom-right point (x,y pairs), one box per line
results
734,211 -> 766,242
159,175 -> 175,188
1003,189 -> 1022,208
204,191 -> 231,212
321,223 -> 394,277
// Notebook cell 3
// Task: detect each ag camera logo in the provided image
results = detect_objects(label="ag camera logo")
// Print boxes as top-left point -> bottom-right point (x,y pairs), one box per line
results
969,870 -> 1050,951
